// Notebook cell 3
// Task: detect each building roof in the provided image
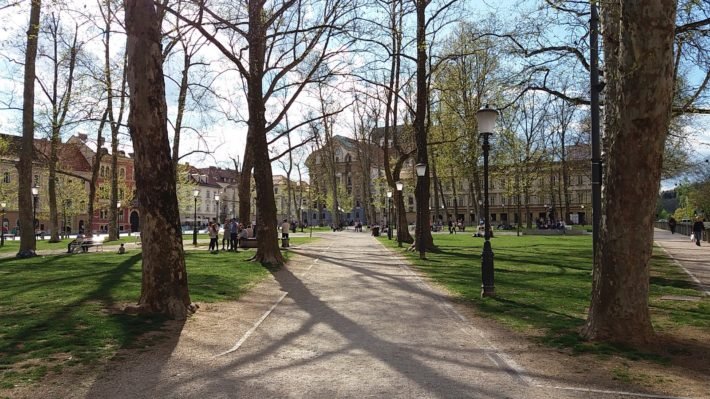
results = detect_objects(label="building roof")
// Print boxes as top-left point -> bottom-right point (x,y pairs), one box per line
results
0,133 -> 93,172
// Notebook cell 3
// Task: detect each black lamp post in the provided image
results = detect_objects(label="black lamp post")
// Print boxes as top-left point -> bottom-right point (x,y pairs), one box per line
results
31,186 -> 39,237
386,190 -> 392,240
300,207 -> 305,232
415,164 -> 427,258
193,189 -> 199,245
478,104 -> 499,298
116,201 -> 121,238
396,180 -> 403,247
0,201 -> 5,247
214,194 -> 220,224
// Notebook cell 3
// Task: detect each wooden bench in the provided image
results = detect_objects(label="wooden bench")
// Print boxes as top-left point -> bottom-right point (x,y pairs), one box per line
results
70,240 -> 104,253
239,238 -> 258,248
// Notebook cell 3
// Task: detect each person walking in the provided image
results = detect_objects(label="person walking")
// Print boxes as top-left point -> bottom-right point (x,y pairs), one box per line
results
668,216 -> 677,234
281,219 -> 290,239
230,218 -> 238,251
208,222 -> 219,253
692,216 -> 705,246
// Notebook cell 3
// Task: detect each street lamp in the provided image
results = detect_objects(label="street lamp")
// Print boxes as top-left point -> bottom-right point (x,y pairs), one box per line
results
415,164 -> 427,258
0,201 -> 5,247
300,206 -> 305,232
396,181 -> 403,247
31,186 -> 39,238
386,190 -> 392,240
116,201 -> 121,238
478,104 -> 498,298
581,204 -> 586,227
214,194 -> 220,224
193,189 -> 199,245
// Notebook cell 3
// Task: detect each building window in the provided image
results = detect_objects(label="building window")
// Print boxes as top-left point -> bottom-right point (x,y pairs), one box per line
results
34,174 -> 40,186
3,172 -> 10,183
577,175 -> 583,185
274,187 -> 279,195
119,168 -> 125,179
206,190 -> 210,199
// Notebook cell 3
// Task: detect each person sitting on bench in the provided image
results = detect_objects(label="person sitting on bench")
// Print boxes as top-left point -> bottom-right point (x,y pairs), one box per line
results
80,234 -> 95,253
67,234 -> 85,253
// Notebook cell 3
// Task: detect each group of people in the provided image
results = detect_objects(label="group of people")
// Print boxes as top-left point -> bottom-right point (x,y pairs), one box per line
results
207,218 -> 254,253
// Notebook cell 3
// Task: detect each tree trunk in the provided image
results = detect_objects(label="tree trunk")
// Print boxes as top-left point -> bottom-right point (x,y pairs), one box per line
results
239,134 -> 253,224
248,0 -> 284,265
17,0 -> 41,258
413,0 -> 433,257
108,128 -> 119,241
125,0 -> 192,319
48,133 -> 60,242
584,0 -> 676,345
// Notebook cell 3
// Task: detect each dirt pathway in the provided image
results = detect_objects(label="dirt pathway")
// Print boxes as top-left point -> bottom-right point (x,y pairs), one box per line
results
15,231 -> 708,398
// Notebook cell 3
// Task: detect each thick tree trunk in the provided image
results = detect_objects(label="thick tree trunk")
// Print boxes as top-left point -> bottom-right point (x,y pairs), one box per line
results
125,0 -> 193,319
584,0 -> 676,345
238,135 -> 253,224
248,0 -> 284,265
413,0 -> 433,257
17,0 -> 41,258
48,134 -> 60,242
108,132 -> 119,241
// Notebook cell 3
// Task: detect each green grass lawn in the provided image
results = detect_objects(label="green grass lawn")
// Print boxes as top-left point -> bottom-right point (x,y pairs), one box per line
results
0,236 -> 315,388
380,234 -> 709,358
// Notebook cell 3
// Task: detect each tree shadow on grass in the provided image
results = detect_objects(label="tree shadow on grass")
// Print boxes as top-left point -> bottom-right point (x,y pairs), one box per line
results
0,253 -> 172,388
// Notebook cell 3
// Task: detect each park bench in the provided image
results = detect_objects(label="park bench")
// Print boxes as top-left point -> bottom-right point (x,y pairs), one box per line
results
239,238 -> 258,248
69,238 -> 105,253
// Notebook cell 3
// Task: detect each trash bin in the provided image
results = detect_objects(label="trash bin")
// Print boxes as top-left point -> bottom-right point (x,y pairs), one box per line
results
372,226 -> 380,237
281,238 -> 290,248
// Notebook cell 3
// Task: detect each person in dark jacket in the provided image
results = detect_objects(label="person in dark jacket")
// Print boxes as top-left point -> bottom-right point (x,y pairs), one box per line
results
692,217 -> 705,246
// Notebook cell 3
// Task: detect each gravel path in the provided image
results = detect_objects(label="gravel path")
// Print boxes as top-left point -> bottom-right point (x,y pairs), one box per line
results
37,231 -> 701,398
653,228 -> 710,296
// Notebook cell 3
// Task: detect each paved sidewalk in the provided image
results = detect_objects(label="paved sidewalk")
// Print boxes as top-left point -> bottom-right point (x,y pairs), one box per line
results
77,231 -> 685,398
654,228 -> 710,296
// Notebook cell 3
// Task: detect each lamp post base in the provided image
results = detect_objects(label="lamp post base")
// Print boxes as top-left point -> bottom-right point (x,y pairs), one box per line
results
481,239 -> 495,298
481,284 -> 496,298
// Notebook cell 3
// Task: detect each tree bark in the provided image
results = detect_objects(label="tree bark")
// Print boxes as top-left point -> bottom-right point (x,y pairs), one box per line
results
584,0 -> 677,345
17,0 -> 41,258
238,134 -> 253,224
125,0 -> 193,319
248,0 -> 283,265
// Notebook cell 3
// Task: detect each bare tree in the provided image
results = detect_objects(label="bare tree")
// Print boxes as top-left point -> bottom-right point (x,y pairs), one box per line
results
164,0 -> 356,265
34,13 -> 80,242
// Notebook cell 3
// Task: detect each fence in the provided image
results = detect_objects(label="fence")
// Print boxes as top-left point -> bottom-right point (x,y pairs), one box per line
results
655,221 -> 709,241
